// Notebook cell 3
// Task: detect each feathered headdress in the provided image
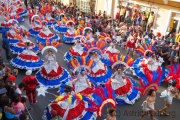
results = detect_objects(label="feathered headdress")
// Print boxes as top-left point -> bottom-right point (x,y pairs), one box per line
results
68,56 -> 93,74
98,32 -> 112,42
38,39 -> 62,55
135,43 -> 155,57
83,40 -> 107,57
133,62 -> 165,96
66,20 -> 75,27
31,15 -> 42,26
85,85 -> 116,117
165,64 -> 180,89
110,53 -> 134,69
48,93 -> 97,120
40,4 -> 52,14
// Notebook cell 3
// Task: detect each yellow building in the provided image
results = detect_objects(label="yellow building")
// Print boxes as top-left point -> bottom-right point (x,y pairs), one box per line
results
93,0 -> 180,35
60,0 -> 180,35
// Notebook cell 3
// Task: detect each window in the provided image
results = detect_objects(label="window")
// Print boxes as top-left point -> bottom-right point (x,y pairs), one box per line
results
121,2 -> 127,6
76,0 -> 91,13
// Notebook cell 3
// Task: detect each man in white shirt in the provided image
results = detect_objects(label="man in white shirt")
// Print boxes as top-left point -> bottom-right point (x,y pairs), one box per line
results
15,82 -> 26,95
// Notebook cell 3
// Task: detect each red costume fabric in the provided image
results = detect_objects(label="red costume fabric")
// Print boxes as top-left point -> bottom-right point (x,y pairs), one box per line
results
23,75 -> 38,103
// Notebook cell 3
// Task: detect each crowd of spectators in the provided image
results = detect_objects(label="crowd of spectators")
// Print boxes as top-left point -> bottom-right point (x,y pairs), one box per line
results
0,59 -> 30,120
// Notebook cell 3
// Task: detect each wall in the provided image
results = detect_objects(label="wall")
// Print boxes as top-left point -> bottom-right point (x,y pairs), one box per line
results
61,0 -> 70,5
95,0 -> 105,13
132,0 -> 180,35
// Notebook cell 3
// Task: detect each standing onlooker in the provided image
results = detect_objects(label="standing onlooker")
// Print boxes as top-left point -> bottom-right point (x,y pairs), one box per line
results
3,98 -> 18,120
19,113 -> 29,120
15,82 -> 26,95
24,0 -> 28,8
120,6 -> 125,22
12,94 -> 25,117
23,70 -> 38,104
160,42 -> 170,66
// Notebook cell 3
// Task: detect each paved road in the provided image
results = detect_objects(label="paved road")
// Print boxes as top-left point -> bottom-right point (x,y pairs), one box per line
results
0,12 -> 180,120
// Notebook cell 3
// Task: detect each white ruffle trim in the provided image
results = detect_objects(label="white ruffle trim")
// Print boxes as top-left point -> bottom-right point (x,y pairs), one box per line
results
16,56 -> 39,62
37,68 -> 71,88
116,91 -> 140,105
10,60 -> 42,71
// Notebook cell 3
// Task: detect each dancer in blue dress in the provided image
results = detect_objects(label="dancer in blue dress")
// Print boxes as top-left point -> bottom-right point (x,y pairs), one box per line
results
10,34 -> 40,54
36,40 -> 70,88
11,42 -> 43,71
62,21 -> 77,43
53,15 -> 69,33
35,22 -> 60,43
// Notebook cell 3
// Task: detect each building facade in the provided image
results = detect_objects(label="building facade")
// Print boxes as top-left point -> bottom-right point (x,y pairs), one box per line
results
60,0 -> 180,35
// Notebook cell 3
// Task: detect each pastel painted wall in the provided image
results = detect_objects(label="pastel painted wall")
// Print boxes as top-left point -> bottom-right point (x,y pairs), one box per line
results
134,0 -> 180,34
95,0 -> 105,13
61,0 -> 70,5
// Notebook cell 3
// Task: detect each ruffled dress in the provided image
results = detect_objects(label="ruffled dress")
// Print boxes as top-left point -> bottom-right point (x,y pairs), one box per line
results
35,25 -> 59,43
11,46 -> 43,71
36,54 -> 70,88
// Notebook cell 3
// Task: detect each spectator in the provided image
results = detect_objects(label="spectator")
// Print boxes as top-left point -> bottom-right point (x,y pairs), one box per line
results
12,94 -> 25,117
160,42 -> 170,66
19,113 -> 29,120
5,81 -> 16,101
23,70 -> 38,104
148,30 -> 154,39
4,35 -> 11,59
0,88 -> 7,108
3,98 -> 18,120
50,110 -> 62,120
15,82 -> 26,95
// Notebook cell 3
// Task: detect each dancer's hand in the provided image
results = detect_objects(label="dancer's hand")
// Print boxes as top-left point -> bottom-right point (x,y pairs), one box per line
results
152,109 -> 156,113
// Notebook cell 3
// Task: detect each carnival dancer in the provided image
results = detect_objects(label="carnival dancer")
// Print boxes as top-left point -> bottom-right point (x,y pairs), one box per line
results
106,69 -> 140,105
36,40 -> 70,88
140,89 -> 157,120
85,29 -> 95,42
60,70 -> 93,96
27,8 -> 35,24
7,22 -> 30,44
45,12 -> 56,27
41,3 -> 56,27
69,56 -> 110,85
0,1 -> 24,22
82,27 -> 95,42
73,70 -> 92,94
146,54 -> 163,71
62,21 -> 77,43
35,22 -> 59,43
23,70 -> 38,104
104,42 -> 120,57
11,42 -> 43,70
7,5 -> 24,22
53,14 -> 68,33
29,15 -> 43,36
159,82 -> 179,116
10,34 -> 40,54
43,93 -> 97,120
11,0 -> 28,17
64,38 -> 87,62
0,15 -> 14,29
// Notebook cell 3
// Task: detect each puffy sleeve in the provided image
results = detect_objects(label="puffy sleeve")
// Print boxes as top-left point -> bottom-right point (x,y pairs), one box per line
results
52,54 -> 56,60
45,55 -> 48,60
